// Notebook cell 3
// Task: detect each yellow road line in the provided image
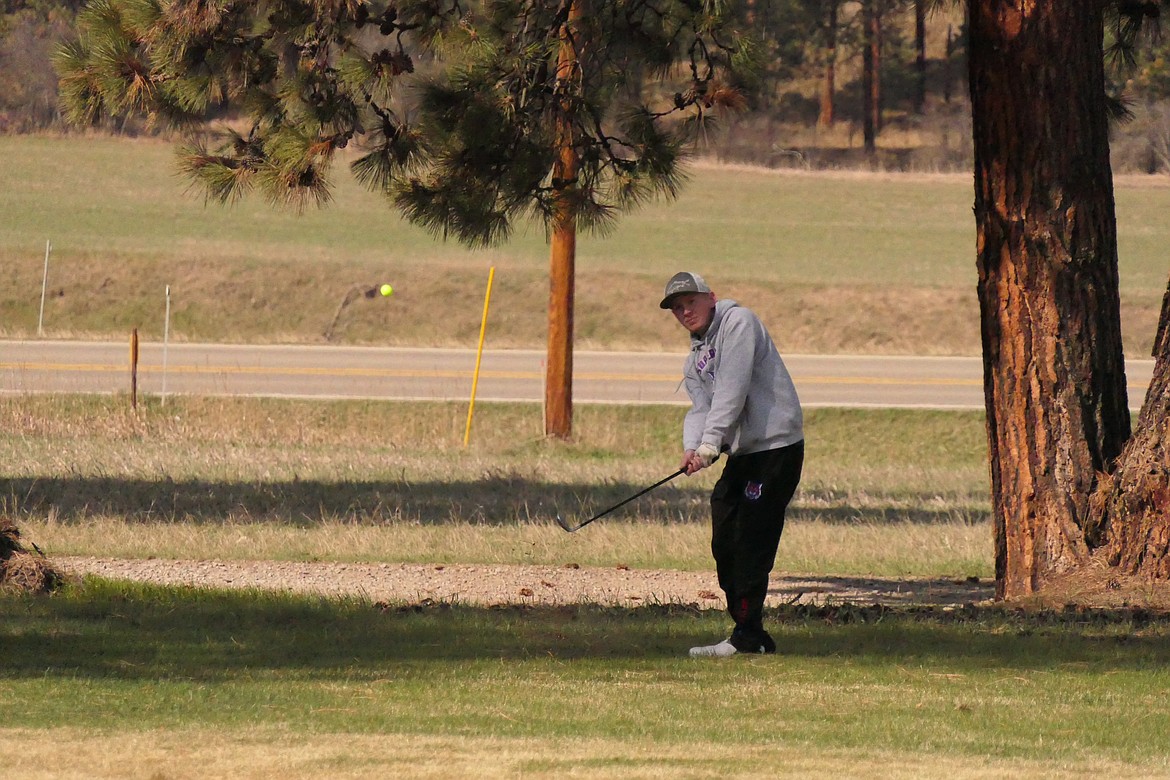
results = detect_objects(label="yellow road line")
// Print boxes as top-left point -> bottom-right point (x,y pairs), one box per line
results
3,362 -> 531,379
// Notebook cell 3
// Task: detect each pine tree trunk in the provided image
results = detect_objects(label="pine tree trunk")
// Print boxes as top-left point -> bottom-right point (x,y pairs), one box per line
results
913,0 -> 926,114
1099,286 -> 1170,577
862,2 -> 879,153
546,0 -> 583,440
818,3 -> 838,129
944,25 -> 954,103
546,218 -> 575,439
968,1 -> 1131,599
871,10 -> 881,134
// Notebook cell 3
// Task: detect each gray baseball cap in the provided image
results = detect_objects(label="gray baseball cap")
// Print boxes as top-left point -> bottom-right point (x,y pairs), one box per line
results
659,271 -> 711,308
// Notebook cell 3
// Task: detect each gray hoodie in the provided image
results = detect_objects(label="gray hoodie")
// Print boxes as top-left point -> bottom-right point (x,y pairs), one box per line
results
681,299 -> 803,456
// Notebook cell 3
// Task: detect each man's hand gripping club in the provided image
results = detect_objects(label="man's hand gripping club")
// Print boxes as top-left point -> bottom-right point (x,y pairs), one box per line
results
682,442 -> 721,475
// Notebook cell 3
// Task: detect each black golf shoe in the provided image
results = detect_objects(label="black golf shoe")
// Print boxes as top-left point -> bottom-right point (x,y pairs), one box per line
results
730,628 -> 776,654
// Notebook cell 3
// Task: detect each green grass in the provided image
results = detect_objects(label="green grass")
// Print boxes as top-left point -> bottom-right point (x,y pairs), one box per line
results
1,137 -> 974,285
2,579 -> 1169,778
3,135 -> 1167,353
4,135 -> 1163,289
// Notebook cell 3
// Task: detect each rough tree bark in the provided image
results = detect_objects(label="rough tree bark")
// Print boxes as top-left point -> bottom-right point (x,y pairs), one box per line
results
1097,286 -> 1170,577
968,1 -> 1131,599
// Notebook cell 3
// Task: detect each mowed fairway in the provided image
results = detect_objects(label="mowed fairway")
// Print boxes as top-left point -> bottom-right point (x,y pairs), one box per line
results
4,580 -> 1170,780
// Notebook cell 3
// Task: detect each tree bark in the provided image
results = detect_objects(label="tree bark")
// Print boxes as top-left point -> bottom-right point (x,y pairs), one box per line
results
1097,285 -> 1170,577
967,1 -> 1131,599
546,0 -> 583,440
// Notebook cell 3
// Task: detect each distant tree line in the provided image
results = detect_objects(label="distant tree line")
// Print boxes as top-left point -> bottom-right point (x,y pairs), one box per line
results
7,0 -> 1170,172
0,1 -> 84,131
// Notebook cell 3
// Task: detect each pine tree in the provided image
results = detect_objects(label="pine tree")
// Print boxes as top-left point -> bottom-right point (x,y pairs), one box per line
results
55,0 -> 757,437
968,0 -> 1170,597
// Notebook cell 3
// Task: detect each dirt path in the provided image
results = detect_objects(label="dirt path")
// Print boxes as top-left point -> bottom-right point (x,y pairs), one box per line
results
58,557 -> 995,608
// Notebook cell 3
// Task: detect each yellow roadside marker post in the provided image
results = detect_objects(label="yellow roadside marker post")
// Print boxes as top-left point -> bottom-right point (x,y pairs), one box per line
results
464,266 -> 496,448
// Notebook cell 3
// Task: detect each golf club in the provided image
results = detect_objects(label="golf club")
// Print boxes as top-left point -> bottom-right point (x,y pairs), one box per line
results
554,467 -> 687,533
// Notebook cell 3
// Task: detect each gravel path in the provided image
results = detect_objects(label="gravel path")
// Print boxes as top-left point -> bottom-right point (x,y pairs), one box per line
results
58,557 -> 995,608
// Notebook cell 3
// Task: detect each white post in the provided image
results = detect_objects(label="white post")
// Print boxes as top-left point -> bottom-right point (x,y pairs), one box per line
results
37,240 -> 51,336
162,285 -> 171,404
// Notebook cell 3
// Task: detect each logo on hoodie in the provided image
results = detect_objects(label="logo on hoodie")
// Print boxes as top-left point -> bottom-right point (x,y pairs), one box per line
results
695,347 -> 716,380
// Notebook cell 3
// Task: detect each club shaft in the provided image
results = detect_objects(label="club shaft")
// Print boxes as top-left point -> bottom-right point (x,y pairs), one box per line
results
572,468 -> 686,531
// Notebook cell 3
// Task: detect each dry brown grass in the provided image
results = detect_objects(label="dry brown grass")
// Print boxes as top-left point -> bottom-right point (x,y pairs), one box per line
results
0,517 -> 63,594
8,240 -> 1158,359
1015,551 -> 1170,612
2,395 -> 994,575
749,284 -> 981,356
1,246 -> 990,354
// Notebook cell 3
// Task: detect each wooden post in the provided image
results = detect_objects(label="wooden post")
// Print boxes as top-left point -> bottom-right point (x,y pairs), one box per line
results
545,0 -> 583,440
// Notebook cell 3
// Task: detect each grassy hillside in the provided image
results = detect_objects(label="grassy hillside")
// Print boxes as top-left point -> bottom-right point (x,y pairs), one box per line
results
2,135 -> 1167,355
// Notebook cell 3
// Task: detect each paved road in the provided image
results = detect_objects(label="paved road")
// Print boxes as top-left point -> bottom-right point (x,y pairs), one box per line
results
0,340 -> 1155,409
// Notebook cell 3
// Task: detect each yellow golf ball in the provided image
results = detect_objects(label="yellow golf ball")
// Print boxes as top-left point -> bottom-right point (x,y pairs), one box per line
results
379,283 -> 394,297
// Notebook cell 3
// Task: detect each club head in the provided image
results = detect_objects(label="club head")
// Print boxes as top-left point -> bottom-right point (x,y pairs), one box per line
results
554,514 -> 578,533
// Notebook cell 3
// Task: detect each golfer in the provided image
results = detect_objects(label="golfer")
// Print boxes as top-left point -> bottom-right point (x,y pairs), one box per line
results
661,271 -> 804,657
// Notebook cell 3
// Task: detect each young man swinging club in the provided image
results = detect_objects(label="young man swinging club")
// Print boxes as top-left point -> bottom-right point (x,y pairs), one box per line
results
661,272 -> 805,658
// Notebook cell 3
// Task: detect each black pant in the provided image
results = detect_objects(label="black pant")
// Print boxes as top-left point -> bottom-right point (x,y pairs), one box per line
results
710,440 -> 804,652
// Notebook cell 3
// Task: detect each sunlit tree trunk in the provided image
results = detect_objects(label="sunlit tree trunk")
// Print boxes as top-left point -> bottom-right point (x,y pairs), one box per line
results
968,0 -> 1131,599
546,170 -> 576,439
546,0 -> 583,439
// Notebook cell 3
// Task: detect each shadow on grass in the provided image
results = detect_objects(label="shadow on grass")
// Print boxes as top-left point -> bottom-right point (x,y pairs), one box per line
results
2,579 -> 1168,682
1,476 -> 984,525
767,574 -> 995,606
